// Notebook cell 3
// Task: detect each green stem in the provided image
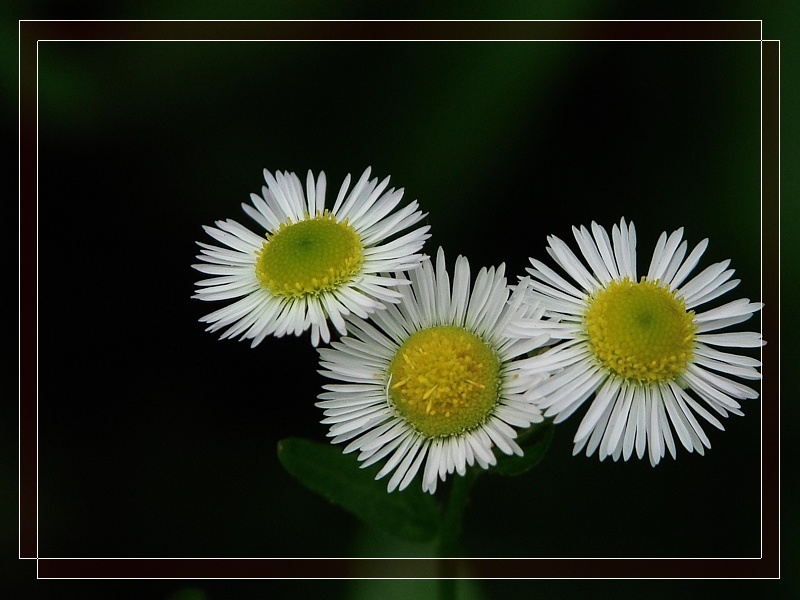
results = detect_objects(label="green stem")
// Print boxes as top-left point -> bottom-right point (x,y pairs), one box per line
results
438,469 -> 476,557
437,578 -> 457,600
436,576 -> 458,600
436,468 -> 479,600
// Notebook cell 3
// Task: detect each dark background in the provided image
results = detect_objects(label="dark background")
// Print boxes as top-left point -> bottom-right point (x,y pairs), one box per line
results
10,7 -> 795,600
35,36 -> 763,557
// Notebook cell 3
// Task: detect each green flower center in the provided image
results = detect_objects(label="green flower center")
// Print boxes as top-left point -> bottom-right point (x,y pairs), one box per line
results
584,277 -> 696,382
255,211 -> 364,298
388,326 -> 501,438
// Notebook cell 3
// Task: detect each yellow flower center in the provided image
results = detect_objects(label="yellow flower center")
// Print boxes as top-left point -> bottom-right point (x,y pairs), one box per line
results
584,277 -> 696,382
388,326 -> 501,438
255,211 -> 364,298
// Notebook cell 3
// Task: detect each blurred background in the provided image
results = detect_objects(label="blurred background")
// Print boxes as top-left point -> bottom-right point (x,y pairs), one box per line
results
34,34 -> 764,557
9,5 -> 795,600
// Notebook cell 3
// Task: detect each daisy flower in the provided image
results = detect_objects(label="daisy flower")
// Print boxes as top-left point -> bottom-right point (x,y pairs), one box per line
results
316,248 -> 551,494
192,167 -> 430,346
517,218 -> 763,466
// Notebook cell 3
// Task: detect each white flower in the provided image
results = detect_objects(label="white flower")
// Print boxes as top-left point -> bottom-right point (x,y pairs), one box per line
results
516,218 -> 764,466
192,167 -> 430,346
316,248 -> 550,494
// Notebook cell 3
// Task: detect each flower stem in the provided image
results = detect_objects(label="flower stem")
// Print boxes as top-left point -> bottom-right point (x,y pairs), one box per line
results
436,468 -> 479,599
437,578 -> 457,600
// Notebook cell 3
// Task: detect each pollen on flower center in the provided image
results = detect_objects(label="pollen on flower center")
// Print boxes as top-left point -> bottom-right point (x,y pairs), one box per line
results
388,326 -> 501,438
255,211 -> 364,298
584,277 -> 697,382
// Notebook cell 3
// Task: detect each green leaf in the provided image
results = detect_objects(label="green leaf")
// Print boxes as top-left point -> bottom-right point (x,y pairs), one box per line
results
277,437 -> 439,543
491,421 -> 555,477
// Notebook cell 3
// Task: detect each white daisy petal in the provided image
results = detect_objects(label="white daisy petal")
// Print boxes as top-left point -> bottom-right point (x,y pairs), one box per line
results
574,377 -> 621,443
375,434 -> 416,481
526,258 -> 586,301
435,247 -> 452,319
316,248 -> 549,493
243,192 -> 280,231
621,393 -> 641,460
694,298 -> 762,324
668,238 -> 709,289
612,218 -> 637,280
669,381 -> 725,430
519,218 -> 762,466
547,235 -> 599,292
661,240 -> 688,286
634,391 -> 648,459
193,167 -> 428,346
646,231 -> 669,281
678,260 -> 732,304
388,438 -> 426,493
591,221 -> 621,280
599,383 -> 634,459
673,389 -> 711,451
647,228 -> 683,282
577,384 -> 618,459
686,277 -> 740,309
573,225 -> 613,284
695,314 -> 757,333
696,331 -> 765,348
423,439 -> 444,492
655,389 -> 677,460
336,167 -> 372,221
647,387 -> 663,466
694,344 -> 761,368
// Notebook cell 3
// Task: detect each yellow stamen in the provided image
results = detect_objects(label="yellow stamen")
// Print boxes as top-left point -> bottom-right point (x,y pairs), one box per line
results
387,326 -> 501,437
584,277 -> 696,382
